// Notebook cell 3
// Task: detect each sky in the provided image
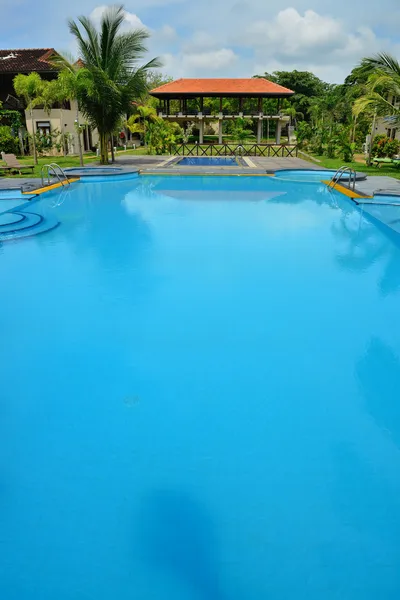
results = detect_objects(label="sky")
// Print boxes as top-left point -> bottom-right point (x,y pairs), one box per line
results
1,0 -> 400,83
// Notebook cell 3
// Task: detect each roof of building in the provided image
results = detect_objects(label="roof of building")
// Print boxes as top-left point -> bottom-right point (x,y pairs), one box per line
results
150,78 -> 294,97
0,48 -> 58,73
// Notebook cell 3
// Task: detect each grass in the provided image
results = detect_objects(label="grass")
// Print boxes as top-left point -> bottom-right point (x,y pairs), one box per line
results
304,154 -> 400,180
0,148 -> 150,178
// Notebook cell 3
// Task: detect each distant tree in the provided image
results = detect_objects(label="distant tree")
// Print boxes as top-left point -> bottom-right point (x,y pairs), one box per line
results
13,72 -> 46,164
49,55 -> 87,165
254,70 -> 328,122
257,70 -> 327,98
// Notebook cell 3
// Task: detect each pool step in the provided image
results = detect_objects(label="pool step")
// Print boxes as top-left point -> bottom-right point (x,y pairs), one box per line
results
0,210 -> 59,241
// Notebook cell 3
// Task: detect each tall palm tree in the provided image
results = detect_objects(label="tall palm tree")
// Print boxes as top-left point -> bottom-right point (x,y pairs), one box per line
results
68,5 -> 161,164
353,53 -> 400,131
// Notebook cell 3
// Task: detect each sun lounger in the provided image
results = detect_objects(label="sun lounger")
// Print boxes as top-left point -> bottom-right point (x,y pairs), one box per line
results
1,153 -> 34,174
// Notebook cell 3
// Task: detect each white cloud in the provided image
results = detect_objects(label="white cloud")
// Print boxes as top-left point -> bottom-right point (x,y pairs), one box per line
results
244,9 -> 343,56
183,31 -> 218,53
162,48 -> 238,77
159,24 -> 177,41
90,6 -> 148,31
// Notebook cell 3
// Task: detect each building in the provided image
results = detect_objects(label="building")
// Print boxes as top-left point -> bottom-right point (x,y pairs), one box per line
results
0,48 -> 97,153
149,78 -> 294,144
375,95 -> 400,141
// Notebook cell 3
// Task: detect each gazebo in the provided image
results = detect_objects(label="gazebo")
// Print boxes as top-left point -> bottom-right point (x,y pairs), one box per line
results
149,78 -> 294,144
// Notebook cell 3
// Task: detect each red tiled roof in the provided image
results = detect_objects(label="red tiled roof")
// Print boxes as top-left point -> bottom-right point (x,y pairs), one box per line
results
0,48 -> 58,73
150,78 -> 294,97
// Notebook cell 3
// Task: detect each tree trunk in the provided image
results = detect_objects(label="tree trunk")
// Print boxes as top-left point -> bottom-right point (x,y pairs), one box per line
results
60,108 -> 67,157
110,134 -> 115,163
76,105 -> 84,167
99,131 -> 108,165
351,116 -> 357,144
367,111 -> 377,167
30,106 -> 38,165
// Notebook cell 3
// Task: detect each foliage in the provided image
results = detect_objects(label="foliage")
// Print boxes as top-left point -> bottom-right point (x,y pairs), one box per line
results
0,125 -> 19,154
0,109 -> 23,133
126,105 -> 158,141
13,72 -> 47,164
144,71 -> 173,109
182,122 -> 195,144
372,134 -> 400,157
295,121 -> 313,148
230,118 -> 254,144
353,53 -> 400,129
145,119 -> 182,154
68,4 -> 161,164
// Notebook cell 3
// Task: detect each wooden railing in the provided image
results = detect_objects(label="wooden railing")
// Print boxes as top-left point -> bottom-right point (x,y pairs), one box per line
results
172,143 -> 298,157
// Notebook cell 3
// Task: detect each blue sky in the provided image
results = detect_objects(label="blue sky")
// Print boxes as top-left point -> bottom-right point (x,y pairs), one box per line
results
1,0 -> 400,82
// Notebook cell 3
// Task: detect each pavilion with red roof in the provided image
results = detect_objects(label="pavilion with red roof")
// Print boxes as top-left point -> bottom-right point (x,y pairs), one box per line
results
150,78 -> 294,144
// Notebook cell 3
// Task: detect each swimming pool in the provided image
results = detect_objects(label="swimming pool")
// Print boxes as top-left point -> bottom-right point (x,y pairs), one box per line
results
178,156 -> 238,166
1,175 -> 400,599
274,169 -> 366,182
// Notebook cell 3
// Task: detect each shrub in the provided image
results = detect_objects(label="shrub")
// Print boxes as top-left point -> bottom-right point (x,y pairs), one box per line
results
372,135 -> 400,158
0,125 -> 19,154
385,138 -> 400,157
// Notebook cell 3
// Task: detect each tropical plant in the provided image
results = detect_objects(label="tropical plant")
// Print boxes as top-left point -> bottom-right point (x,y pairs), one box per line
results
231,118 -> 253,144
68,4 -> 161,164
126,105 -> 158,144
0,125 -> 19,154
335,126 -> 356,162
353,53 -> 400,163
182,122 -> 194,144
372,134 -> 400,158
13,72 -> 47,164
281,105 -> 304,126
145,119 -> 181,154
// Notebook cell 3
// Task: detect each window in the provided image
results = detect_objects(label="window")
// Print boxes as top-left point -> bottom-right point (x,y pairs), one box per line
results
36,121 -> 51,136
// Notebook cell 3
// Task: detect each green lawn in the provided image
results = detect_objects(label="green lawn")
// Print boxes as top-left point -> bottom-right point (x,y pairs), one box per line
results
0,148 -> 150,178
304,154 -> 400,180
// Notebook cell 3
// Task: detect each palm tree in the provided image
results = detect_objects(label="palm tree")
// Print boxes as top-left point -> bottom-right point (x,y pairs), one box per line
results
13,72 -> 46,164
353,53 -> 400,163
49,54 -> 87,165
68,5 -> 161,164
126,105 -> 158,146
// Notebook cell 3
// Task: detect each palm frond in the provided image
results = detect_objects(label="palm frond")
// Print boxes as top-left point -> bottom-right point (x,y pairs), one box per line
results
361,52 -> 400,77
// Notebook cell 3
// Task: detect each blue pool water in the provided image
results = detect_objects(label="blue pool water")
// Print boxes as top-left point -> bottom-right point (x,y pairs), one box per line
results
64,166 -> 123,175
1,175 -> 400,599
178,156 -> 237,166
274,169 -> 365,182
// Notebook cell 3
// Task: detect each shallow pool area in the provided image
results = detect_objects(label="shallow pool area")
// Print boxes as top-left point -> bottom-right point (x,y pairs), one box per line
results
64,166 -> 124,176
177,156 -> 238,166
2,174 -> 400,599
274,169 -> 366,182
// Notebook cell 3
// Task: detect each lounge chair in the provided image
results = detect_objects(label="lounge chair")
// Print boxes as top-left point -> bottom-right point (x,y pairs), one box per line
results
1,153 -> 34,174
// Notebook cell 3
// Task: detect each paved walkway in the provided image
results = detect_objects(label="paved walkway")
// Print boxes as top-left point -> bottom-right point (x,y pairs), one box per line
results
354,175 -> 400,196
0,178 -> 40,192
250,156 -> 319,171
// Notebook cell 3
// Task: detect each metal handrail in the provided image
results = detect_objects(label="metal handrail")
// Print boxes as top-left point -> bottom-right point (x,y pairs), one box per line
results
328,166 -> 356,191
49,163 -> 70,185
40,163 -> 70,187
